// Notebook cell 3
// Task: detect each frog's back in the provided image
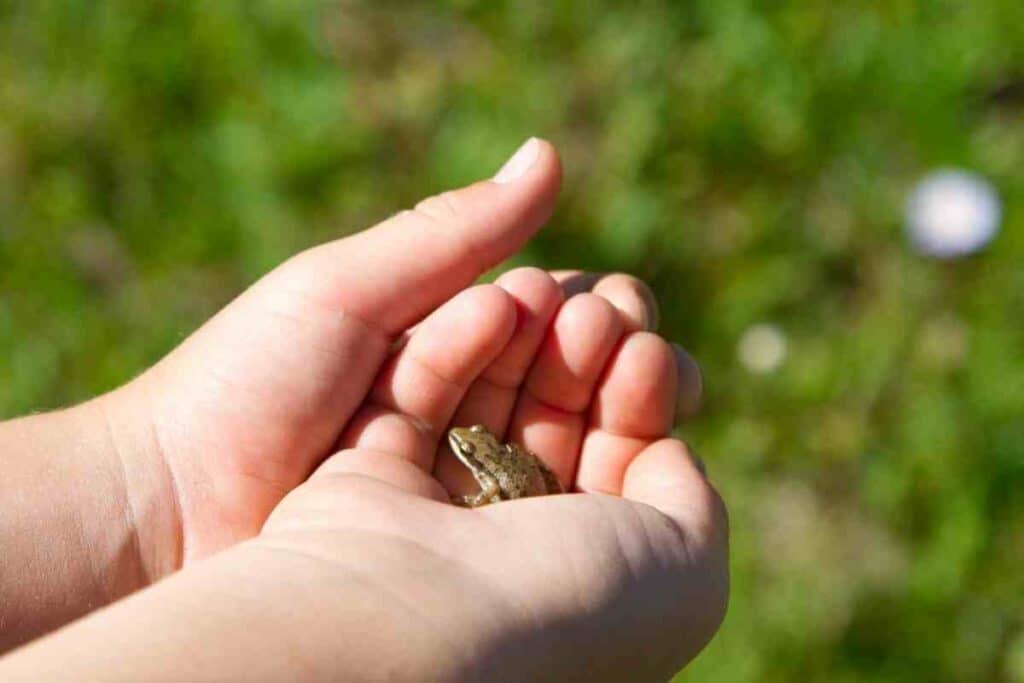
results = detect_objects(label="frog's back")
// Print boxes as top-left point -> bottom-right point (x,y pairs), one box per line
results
495,444 -> 562,499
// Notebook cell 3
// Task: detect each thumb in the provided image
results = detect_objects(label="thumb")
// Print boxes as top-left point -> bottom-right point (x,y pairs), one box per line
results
271,137 -> 562,334
134,139 -> 558,535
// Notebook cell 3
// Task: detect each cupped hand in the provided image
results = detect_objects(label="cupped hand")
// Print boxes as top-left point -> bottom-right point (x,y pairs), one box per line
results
249,277 -> 727,679
104,138 -> 561,567
3,136 -> 726,678
105,137 -> 704,577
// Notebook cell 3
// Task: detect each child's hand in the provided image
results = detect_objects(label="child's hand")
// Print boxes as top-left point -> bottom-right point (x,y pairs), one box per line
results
243,267 -> 726,679
3,250 -> 725,681
0,138 -> 710,655
106,138 -> 564,565
106,138 -> 701,568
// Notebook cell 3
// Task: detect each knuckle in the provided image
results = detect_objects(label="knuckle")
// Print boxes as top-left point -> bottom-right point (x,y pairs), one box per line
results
413,191 -> 462,223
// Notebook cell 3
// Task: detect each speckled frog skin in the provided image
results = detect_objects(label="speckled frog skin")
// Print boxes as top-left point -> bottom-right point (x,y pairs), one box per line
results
448,425 -> 563,507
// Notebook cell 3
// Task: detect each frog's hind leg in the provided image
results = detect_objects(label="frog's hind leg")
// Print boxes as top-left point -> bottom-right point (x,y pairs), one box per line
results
452,471 -> 502,508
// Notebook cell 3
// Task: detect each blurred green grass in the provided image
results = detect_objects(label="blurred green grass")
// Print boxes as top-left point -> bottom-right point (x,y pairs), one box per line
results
2,1 -> 1024,680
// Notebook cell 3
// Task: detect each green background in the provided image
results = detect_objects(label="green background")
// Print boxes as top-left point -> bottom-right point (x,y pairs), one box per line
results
2,1 -> 1023,680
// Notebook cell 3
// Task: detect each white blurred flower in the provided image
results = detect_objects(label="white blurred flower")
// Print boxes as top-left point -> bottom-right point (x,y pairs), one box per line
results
738,323 -> 787,374
905,169 -> 1001,258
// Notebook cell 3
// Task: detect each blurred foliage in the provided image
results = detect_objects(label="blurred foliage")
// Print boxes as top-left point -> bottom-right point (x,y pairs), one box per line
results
2,0 -> 1024,680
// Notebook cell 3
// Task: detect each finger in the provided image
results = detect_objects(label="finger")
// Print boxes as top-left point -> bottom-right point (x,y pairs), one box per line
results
621,439 -> 728,552
672,343 -> 703,420
550,270 -> 659,332
506,293 -> 625,487
270,138 -> 561,335
338,285 -> 516,471
434,268 -> 563,494
416,324 -> 700,433
552,272 -> 702,420
575,332 -> 679,494
475,269 -> 565,402
591,332 -> 678,437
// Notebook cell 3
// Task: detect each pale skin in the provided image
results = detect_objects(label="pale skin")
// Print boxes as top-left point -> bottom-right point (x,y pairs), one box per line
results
0,138 -> 727,680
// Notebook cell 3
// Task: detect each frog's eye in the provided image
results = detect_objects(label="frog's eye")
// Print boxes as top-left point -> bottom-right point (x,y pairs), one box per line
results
460,442 -> 476,455
470,424 -> 486,434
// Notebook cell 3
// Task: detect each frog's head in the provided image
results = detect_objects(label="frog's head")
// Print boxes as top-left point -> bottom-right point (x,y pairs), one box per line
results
448,424 -> 500,467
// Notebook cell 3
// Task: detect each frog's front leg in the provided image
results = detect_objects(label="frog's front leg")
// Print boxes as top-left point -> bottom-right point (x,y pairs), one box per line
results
453,471 -> 502,508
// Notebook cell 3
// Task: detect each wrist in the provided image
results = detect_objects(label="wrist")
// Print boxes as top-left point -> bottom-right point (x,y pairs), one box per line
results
0,395 -> 179,651
91,382 -> 184,582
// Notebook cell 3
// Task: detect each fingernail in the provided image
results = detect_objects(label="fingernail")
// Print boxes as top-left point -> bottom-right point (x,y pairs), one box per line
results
493,137 -> 540,184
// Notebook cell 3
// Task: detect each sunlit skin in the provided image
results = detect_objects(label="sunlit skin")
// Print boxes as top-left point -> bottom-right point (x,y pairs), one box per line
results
0,139 -> 726,680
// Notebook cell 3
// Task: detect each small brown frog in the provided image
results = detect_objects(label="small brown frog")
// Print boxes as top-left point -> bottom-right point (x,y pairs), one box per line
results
448,424 -> 563,507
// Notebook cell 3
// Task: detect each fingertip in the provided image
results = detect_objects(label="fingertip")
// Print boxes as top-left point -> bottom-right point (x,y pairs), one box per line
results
671,344 -> 704,421
519,137 -> 563,191
447,283 -> 519,343
557,292 -> 622,336
507,137 -> 562,237
524,292 -> 624,411
471,281 -> 518,319
489,137 -> 563,213
352,282 -> 519,472
591,273 -> 660,332
495,267 -> 564,311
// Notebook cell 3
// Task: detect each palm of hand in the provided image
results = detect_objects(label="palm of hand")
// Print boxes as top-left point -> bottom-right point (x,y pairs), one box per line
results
259,416 -> 726,680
